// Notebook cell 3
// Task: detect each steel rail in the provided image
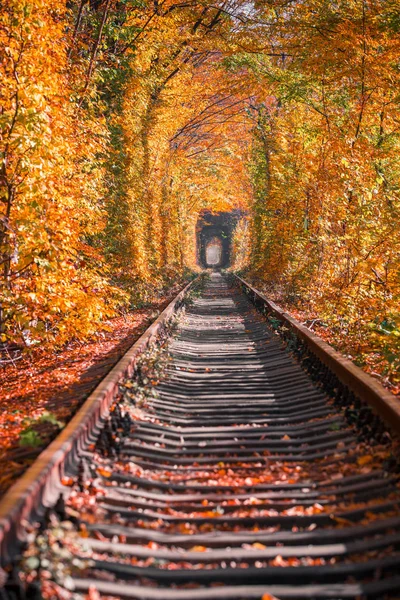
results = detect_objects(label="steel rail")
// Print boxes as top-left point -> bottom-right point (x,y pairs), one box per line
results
235,275 -> 400,435
0,277 -> 197,566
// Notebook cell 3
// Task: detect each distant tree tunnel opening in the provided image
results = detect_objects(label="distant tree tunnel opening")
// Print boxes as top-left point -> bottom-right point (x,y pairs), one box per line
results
206,237 -> 223,266
197,211 -> 242,269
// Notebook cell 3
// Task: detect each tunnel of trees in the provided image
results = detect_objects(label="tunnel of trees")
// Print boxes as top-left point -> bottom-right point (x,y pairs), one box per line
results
197,212 -> 242,269
0,0 -> 399,382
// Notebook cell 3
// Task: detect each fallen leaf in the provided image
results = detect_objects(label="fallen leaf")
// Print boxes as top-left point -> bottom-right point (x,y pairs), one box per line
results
357,455 -> 373,466
252,542 -> 267,550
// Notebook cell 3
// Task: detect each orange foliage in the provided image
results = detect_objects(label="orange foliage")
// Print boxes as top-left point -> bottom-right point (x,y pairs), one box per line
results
0,0 -> 124,347
238,0 -> 400,382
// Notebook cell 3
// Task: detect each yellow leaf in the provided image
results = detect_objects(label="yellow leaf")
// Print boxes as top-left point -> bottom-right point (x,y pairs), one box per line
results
252,542 -> 267,550
357,455 -> 373,466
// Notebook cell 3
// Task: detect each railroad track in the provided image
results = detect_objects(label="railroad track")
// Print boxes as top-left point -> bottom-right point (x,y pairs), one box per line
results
2,272 -> 400,599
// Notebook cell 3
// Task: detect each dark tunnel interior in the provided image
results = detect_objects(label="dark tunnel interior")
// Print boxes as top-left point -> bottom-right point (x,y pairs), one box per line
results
196,211 -> 242,269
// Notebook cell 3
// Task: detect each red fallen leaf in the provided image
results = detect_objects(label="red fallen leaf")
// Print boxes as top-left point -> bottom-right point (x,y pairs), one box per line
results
96,467 -> 112,478
61,477 -> 74,487
86,585 -> 100,600
247,497 -> 260,505
271,555 -> 287,566
167,563 -> 182,570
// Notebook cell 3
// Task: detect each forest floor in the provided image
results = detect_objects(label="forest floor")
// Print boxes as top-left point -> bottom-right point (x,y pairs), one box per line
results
0,280 -> 187,498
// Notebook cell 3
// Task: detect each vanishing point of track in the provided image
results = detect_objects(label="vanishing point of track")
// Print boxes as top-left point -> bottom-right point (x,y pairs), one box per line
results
1,272 -> 400,599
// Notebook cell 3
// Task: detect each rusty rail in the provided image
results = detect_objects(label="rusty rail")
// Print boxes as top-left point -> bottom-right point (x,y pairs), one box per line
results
0,277 -> 198,566
235,275 -> 400,435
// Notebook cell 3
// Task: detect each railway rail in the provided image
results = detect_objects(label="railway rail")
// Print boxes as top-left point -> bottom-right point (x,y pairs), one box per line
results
1,272 -> 400,599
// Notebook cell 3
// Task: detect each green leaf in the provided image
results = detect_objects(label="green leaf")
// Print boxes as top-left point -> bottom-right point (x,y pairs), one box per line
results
19,430 -> 43,447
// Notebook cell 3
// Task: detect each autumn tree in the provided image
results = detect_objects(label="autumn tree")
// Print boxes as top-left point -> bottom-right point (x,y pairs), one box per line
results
236,0 -> 400,373
0,0 -> 124,347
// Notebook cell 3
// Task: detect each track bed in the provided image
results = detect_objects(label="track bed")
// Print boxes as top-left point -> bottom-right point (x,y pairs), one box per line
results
13,274 -> 400,599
